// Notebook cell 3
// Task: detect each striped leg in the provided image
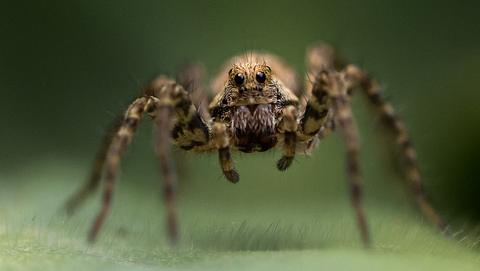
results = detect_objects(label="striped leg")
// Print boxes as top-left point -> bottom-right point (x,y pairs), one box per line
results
302,44 -> 370,246
345,65 -> 446,231
88,97 -> 151,242
299,79 -> 332,139
212,122 -> 239,183
150,76 -> 210,152
147,76 -> 212,243
64,116 -> 122,215
322,71 -> 371,247
83,76 -> 211,244
277,105 -> 298,170
299,43 -> 334,141
177,63 -> 210,122
154,105 -> 179,245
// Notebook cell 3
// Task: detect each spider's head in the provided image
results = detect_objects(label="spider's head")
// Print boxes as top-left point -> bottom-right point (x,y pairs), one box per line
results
215,62 -> 279,151
224,62 -> 277,106
209,54 -> 298,152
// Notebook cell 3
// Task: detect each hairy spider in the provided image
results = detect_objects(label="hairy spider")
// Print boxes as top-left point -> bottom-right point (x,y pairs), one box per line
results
65,42 -> 446,247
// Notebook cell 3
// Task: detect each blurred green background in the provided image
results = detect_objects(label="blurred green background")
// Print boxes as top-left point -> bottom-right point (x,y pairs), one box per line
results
1,0 -> 479,270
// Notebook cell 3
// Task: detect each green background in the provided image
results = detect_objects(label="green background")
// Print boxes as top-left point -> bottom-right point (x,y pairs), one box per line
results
1,1 -> 479,270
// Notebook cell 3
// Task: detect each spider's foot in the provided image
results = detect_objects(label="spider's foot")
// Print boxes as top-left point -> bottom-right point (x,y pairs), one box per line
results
87,225 -> 99,244
276,156 -> 293,171
167,216 -> 179,247
64,203 -> 76,217
223,170 -> 240,183
63,196 -> 83,217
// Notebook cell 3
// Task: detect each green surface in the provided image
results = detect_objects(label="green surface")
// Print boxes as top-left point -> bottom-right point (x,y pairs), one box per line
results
0,157 -> 479,270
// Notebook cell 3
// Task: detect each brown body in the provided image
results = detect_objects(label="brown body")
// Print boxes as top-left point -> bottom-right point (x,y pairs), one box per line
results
209,53 -> 300,153
65,42 -> 447,247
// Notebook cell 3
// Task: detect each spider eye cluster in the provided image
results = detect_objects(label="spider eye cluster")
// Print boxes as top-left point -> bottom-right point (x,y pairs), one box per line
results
234,73 -> 245,85
256,71 -> 266,83
232,70 -> 267,86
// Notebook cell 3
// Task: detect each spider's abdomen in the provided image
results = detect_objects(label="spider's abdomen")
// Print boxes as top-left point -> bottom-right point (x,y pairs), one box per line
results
231,104 -> 277,152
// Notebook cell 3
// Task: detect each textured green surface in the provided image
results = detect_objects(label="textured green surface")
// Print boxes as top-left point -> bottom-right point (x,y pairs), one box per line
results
1,158 -> 479,270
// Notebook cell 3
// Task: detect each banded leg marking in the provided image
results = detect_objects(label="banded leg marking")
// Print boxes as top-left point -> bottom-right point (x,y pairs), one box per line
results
277,105 -> 298,171
88,97 -> 149,242
64,116 -> 122,215
154,105 -> 179,245
212,122 -> 239,183
326,72 -> 371,247
148,76 -> 210,152
346,65 -> 446,231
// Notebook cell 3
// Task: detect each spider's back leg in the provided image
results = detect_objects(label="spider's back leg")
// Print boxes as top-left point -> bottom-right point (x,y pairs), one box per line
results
326,71 -> 371,246
345,65 -> 447,231
64,115 -> 123,215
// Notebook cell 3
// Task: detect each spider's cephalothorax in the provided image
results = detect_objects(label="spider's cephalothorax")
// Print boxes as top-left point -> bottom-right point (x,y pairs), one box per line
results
65,42 -> 447,247
209,56 -> 299,153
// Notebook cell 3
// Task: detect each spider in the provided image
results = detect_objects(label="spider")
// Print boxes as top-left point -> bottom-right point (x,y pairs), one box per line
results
64,42 -> 446,247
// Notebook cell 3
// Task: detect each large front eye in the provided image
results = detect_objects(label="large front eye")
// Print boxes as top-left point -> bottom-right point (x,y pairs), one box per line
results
256,71 -> 266,83
234,73 -> 245,85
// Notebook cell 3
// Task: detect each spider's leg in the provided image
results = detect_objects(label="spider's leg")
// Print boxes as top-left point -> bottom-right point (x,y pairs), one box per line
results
298,43 -> 334,142
298,79 -> 332,139
212,122 -> 239,183
147,76 -> 213,244
88,97 -> 151,242
277,105 -> 298,170
345,65 -> 447,231
153,105 -> 179,245
323,71 -> 371,247
301,43 -> 370,246
64,116 -> 122,215
177,62 -> 210,121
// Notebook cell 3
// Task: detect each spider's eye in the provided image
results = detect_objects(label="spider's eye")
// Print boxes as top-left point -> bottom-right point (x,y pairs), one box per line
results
234,73 -> 245,85
256,71 -> 266,83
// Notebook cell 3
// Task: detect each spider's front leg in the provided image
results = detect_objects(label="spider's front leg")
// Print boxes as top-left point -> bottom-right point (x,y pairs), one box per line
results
84,76 -> 212,245
146,76 -> 214,244
298,44 -> 336,142
87,96 -> 153,242
277,105 -> 298,170
300,68 -> 371,247
212,122 -> 239,183
298,43 -> 370,246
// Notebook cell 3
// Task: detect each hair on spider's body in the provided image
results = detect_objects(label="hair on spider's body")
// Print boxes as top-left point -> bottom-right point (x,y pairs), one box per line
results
64,42 -> 447,247
209,53 -> 299,154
